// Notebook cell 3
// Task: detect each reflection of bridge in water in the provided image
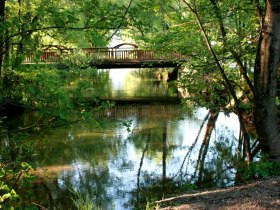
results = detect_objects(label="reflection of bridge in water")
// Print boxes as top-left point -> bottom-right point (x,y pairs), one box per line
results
95,104 -> 185,119
23,43 -> 186,68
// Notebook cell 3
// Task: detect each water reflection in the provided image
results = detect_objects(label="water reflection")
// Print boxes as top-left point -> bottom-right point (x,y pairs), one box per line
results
26,105 -> 240,209
4,68 -> 241,209
81,68 -> 175,99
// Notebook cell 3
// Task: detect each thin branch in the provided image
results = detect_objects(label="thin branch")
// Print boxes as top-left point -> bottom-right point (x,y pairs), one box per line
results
5,25 -> 125,44
32,202 -> 47,210
107,0 -> 133,41
8,116 -> 55,133
209,0 -> 254,96
251,143 -> 261,159
253,0 -> 263,26
12,167 -> 30,190
231,79 -> 253,103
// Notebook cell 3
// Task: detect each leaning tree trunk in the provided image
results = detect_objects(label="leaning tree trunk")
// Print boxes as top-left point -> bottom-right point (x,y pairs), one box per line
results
254,0 -> 280,162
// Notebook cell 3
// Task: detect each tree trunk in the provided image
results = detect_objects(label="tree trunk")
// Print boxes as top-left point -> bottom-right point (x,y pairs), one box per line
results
254,0 -> 280,162
0,0 -> 6,76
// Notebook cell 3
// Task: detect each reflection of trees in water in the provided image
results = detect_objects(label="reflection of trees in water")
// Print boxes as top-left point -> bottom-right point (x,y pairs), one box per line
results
15,105 -> 253,209
131,122 -> 178,209
29,121 -> 125,209
162,121 -> 168,181
79,67 -> 171,99
178,111 -> 211,177
136,128 -> 151,207
180,110 -> 238,188
179,110 -> 250,189
126,69 -> 170,97
194,110 -> 219,188
28,164 -> 114,209
176,110 -> 221,188
129,109 -> 244,209
94,70 -> 113,97
37,165 -> 114,209
35,123 -> 123,166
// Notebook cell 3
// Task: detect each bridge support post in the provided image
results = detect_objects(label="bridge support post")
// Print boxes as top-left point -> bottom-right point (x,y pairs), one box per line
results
167,67 -> 179,82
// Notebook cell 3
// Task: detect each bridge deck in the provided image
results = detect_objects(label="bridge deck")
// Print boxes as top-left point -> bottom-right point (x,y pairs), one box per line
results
91,59 -> 181,68
23,46 -> 185,68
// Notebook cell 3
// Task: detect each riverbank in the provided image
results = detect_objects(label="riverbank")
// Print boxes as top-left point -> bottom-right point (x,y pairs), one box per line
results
157,176 -> 280,210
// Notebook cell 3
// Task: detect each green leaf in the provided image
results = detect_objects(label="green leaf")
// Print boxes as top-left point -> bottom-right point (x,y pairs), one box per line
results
1,193 -> 11,201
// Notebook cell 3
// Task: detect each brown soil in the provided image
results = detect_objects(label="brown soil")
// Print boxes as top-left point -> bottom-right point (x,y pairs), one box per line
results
157,176 -> 280,210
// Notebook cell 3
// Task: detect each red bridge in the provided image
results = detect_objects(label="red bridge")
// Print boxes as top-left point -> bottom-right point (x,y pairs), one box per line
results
23,43 -> 186,68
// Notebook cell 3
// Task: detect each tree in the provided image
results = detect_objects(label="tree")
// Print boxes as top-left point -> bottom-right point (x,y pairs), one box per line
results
0,0 -> 6,75
127,0 -> 280,163
254,0 -> 280,162
179,0 -> 280,162
182,0 -> 253,164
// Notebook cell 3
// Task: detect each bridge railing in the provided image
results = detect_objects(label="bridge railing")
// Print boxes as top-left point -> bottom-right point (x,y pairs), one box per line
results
83,48 -> 159,61
24,51 -> 61,63
23,47 -> 184,63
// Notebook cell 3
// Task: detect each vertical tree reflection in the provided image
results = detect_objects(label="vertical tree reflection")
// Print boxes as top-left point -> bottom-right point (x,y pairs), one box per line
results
179,111 -> 211,177
194,110 -> 219,188
133,121 -> 173,209
136,128 -> 151,206
162,121 -> 168,182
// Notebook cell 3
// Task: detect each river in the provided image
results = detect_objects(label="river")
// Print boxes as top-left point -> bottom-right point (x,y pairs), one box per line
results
4,68 -> 240,209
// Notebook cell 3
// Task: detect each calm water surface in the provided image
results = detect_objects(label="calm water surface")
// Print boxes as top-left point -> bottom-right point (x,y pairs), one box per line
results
11,69 -> 240,209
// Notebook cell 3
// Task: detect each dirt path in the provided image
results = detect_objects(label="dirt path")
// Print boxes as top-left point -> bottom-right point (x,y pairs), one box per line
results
157,176 -> 280,210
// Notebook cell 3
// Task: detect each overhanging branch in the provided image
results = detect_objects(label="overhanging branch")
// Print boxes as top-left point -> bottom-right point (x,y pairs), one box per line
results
107,0 -> 133,41
6,25 -> 127,43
